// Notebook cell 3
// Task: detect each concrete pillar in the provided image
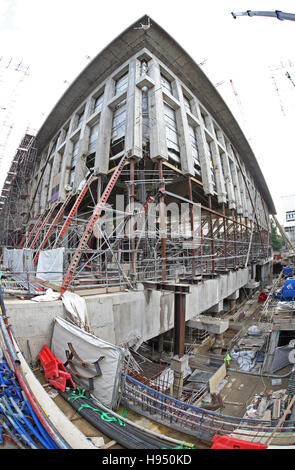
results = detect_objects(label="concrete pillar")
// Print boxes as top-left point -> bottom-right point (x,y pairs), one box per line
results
191,100 -> 214,195
73,99 -> 92,190
148,60 -> 168,161
228,289 -> 239,311
171,355 -> 188,400
216,130 -> 236,210
211,333 -> 225,355
125,57 -> 142,160
227,143 -> 243,215
173,81 -> 194,175
208,300 -> 224,315
94,77 -> 114,174
58,117 -> 75,201
206,116 -> 226,204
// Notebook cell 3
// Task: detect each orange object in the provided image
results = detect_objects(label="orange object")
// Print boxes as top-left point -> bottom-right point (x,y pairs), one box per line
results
38,345 -> 75,392
211,435 -> 267,449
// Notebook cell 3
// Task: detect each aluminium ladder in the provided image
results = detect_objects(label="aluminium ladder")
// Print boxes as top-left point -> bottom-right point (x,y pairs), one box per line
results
60,153 -> 129,294
53,174 -> 96,248
33,192 -> 74,265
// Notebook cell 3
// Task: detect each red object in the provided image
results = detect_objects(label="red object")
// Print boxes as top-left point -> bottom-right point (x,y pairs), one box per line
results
211,435 -> 267,449
258,292 -> 268,303
38,345 -> 75,392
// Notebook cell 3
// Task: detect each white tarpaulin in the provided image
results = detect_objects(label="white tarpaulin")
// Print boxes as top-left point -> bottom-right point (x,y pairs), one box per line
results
51,317 -> 125,409
36,248 -> 64,282
3,247 -> 12,270
3,248 -> 23,273
31,288 -> 60,302
61,291 -> 89,330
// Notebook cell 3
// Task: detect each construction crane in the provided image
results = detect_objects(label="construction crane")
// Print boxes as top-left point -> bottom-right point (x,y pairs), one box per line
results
231,10 -> 295,22
286,71 -> 295,88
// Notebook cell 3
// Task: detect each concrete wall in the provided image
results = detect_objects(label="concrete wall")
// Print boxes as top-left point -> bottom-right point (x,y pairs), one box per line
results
5,266 -> 251,362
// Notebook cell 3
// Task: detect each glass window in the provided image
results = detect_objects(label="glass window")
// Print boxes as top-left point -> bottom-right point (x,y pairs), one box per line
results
88,122 -> 99,154
286,211 -> 295,222
93,93 -> 103,114
188,125 -> 201,176
77,110 -> 84,128
110,99 -> 126,156
161,74 -> 173,94
69,140 -> 79,185
183,95 -> 192,113
115,72 -> 128,95
164,102 -> 180,163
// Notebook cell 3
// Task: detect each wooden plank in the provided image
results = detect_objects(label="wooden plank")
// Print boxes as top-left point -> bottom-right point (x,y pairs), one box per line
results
209,363 -> 226,393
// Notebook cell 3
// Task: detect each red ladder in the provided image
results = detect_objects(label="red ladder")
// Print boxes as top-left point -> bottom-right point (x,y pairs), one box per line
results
33,192 -> 73,265
54,174 -> 95,248
29,203 -> 58,249
60,153 -> 129,294
18,213 -> 45,248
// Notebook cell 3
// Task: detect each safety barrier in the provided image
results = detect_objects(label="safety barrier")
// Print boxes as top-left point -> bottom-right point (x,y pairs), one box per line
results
121,374 -> 295,443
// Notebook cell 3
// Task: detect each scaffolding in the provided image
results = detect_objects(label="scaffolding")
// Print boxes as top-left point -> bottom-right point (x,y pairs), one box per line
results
0,151 -> 271,297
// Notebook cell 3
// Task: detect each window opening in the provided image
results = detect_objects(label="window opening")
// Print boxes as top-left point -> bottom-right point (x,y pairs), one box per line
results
161,74 -> 173,94
115,71 -> 128,95
164,102 -> 180,166
110,99 -> 126,158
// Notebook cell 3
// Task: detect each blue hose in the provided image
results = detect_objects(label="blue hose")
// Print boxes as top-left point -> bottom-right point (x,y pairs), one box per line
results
0,357 -> 61,449
24,398 -> 58,449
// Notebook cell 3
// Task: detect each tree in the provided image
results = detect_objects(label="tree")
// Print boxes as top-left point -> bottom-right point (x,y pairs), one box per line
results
270,218 -> 284,251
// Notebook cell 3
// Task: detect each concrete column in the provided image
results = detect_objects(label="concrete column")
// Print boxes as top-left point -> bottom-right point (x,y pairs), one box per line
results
171,355 -> 188,400
174,81 -> 194,175
206,116 -> 226,204
216,130 -> 235,210
125,57 -> 142,160
148,60 -> 168,161
193,101 -> 214,195
226,144 -> 243,215
73,99 -> 92,190
58,117 -> 75,201
228,289 -> 239,311
208,300 -> 224,315
95,77 -> 114,174
211,333 -> 225,355
237,163 -> 249,218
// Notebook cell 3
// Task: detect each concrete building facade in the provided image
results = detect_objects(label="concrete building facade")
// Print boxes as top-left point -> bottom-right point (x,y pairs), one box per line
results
0,16 -> 275,358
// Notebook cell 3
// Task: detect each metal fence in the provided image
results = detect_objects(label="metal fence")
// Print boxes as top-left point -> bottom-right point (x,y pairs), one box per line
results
121,374 -> 295,443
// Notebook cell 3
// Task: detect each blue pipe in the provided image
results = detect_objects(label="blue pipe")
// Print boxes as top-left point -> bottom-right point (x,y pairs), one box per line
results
0,404 -> 39,449
9,397 -> 54,449
23,394 -> 58,449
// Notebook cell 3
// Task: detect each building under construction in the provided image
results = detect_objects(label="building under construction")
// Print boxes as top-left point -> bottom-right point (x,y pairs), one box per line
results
0,16 -> 281,438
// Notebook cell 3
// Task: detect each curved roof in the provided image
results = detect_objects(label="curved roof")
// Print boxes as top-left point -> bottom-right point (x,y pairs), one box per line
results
35,15 -> 276,214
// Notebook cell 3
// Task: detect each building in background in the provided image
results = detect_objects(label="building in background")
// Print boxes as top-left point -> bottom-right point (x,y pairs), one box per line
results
0,15 -> 275,357
279,194 -> 295,245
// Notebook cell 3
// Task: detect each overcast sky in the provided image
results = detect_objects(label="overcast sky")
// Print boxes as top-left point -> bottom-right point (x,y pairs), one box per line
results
1,0 -> 295,223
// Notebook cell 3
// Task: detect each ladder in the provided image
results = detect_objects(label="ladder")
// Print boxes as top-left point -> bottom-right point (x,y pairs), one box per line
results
18,212 -> 45,248
33,192 -> 73,265
29,203 -> 58,249
60,153 -> 129,294
54,174 -> 96,248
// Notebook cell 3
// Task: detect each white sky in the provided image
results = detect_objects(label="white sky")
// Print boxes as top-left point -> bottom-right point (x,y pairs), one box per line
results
1,0 -> 295,224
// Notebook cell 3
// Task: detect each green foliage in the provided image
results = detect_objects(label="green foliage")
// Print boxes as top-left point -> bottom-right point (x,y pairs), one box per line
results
270,218 -> 284,251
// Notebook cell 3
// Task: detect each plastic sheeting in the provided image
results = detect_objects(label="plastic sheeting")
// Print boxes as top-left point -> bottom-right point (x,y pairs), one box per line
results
51,317 -> 125,409
2,248 -> 23,273
61,291 -> 89,330
230,350 -> 256,372
36,248 -> 64,282
31,288 -> 60,302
